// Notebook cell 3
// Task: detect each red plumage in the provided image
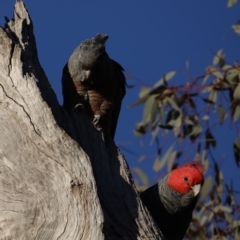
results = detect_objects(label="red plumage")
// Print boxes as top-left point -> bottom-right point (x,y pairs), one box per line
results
167,163 -> 204,194
141,162 -> 204,240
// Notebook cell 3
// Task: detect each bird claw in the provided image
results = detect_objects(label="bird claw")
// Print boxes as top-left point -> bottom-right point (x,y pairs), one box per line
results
92,115 -> 102,131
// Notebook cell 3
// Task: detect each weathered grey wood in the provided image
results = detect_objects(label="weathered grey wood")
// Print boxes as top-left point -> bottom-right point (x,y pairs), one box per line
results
0,1 -> 163,239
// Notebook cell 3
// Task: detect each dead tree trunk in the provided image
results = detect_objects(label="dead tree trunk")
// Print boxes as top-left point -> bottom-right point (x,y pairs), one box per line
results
0,2 -> 163,239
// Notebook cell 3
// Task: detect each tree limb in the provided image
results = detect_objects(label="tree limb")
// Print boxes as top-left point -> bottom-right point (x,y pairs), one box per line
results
0,1 -> 163,239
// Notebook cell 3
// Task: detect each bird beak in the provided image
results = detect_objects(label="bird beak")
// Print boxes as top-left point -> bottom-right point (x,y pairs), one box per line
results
191,184 -> 201,196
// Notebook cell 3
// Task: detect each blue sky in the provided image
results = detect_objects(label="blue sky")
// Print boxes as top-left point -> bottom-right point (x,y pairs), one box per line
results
1,0 -> 240,186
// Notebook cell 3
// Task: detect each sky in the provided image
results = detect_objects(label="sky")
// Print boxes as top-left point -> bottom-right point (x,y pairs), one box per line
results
0,0 -> 239,188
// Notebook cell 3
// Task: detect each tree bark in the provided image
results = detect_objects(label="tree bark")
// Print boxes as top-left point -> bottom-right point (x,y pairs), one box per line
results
0,1 -> 163,239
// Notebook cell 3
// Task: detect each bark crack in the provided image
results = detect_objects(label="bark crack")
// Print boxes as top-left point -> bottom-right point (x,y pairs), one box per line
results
0,83 -> 41,136
56,203 -> 69,240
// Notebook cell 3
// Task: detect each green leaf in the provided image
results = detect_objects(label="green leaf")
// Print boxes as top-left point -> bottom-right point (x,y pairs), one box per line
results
133,122 -> 147,136
167,151 -> 177,172
202,75 -> 209,85
184,117 -> 194,125
217,104 -> 226,124
233,104 -> 240,122
166,97 -> 181,111
208,90 -> 217,104
233,83 -> 240,99
153,71 -> 176,89
153,143 -> 175,172
199,176 -> 212,202
189,122 -> 202,141
212,49 -> 225,67
215,169 -> 224,201
232,220 -> 240,229
213,205 -> 232,213
166,109 -> 181,124
222,64 -> 233,70
135,185 -> 148,193
173,116 -> 182,137
133,167 -> 149,186
142,95 -> 158,124
226,69 -> 239,85
228,0 -> 237,8
212,70 -> 223,79
202,156 -> 209,172
153,157 -> 161,172
200,215 -> 209,226
130,87 -> 150,107
232,24 -> 240,34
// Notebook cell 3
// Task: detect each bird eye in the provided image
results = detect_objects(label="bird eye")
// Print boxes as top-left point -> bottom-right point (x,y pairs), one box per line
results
184,177 -> 188,182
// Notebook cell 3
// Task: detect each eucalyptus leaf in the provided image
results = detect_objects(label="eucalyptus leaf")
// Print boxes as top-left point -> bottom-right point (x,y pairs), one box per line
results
130,87 -> 150,107
232,24 -> 240,34
154,143 -> 175,172
153,71 -> 176,89
133,167 -> 149,186
233,83 -> 240,99
228,0 -> 237,8
217,104 -> 226,124
233,104 -> 240,122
